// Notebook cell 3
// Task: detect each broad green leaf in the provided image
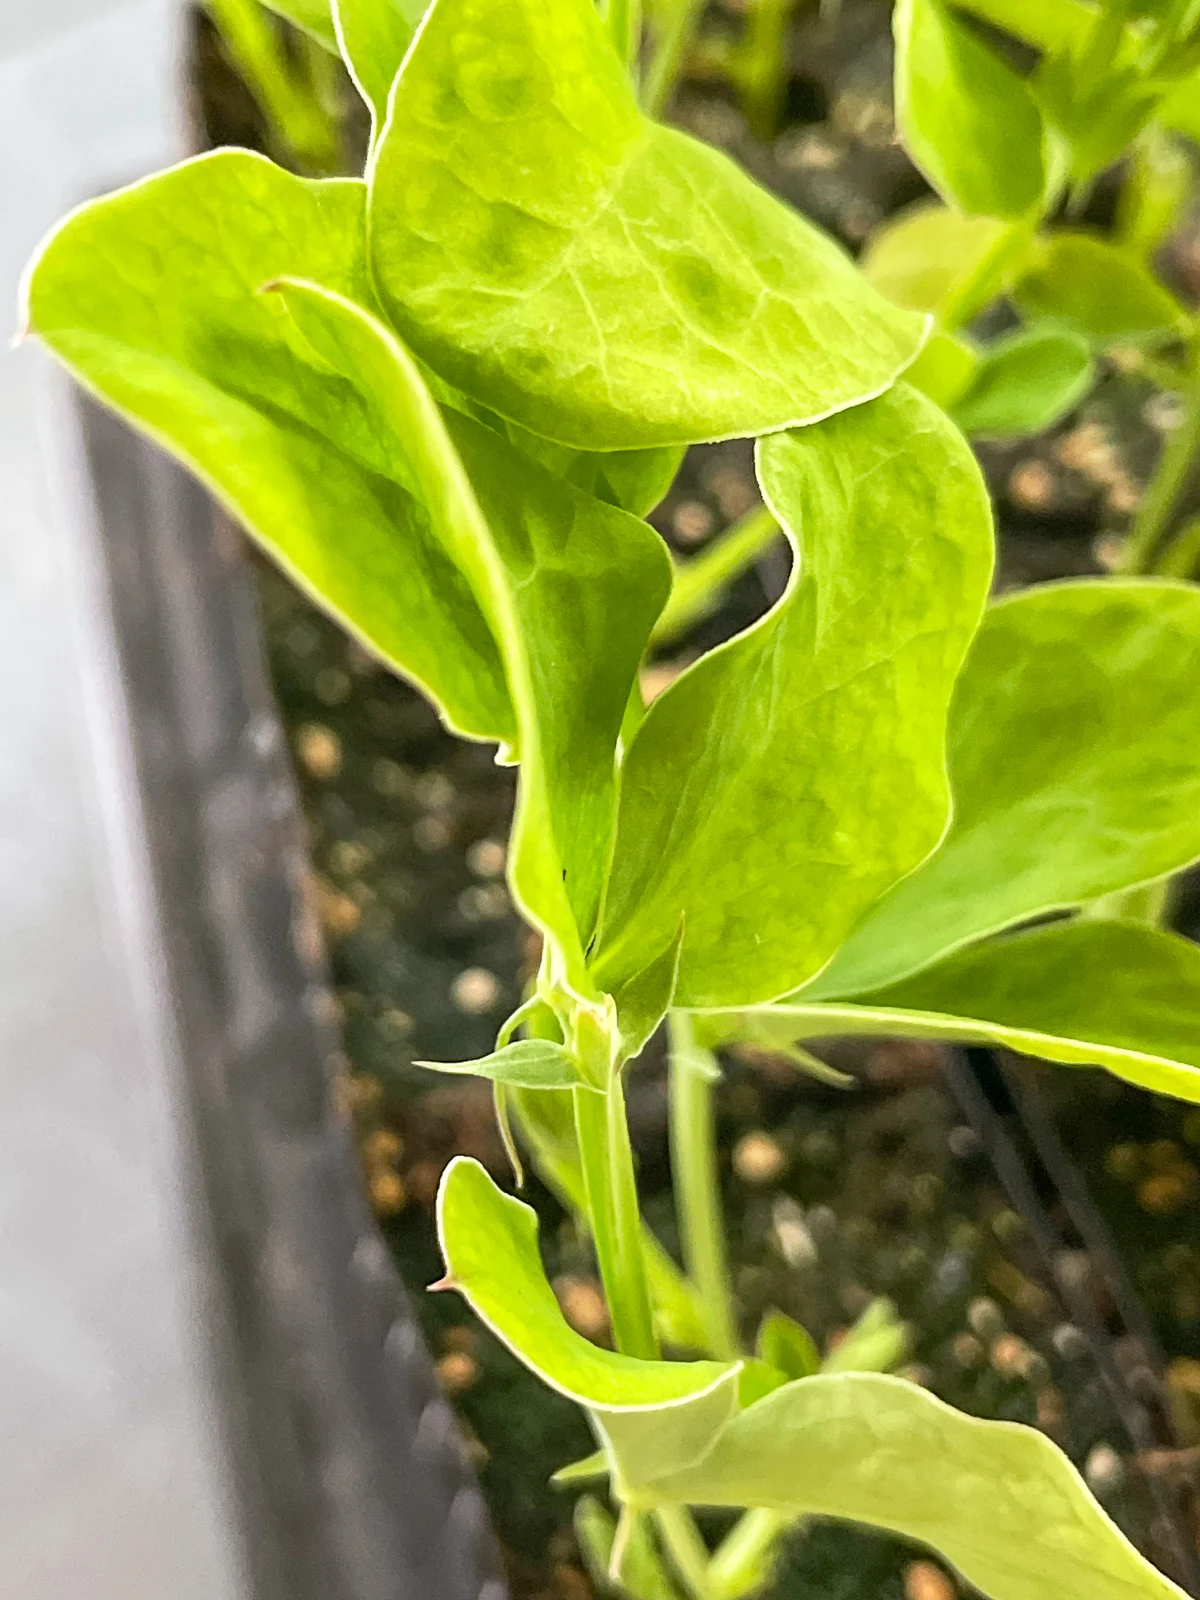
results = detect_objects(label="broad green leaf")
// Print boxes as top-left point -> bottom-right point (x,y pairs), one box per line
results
21,149 -> 513,746
893,0 -> 1046,220
590,384 -> 994,1009
417,1039 -> 588,1088
333,0 -> 428,132
740,921 -> 1200,1104
436,1157 -> 740,1492
499,422 -> 686,518
367,0 -> 926,449
649,1373 -> 1186,1600
952,324 -> 1094,437
269,280 -> 671,977
756,1311 -> 820,1381
820,1298 -> 909,1374
806,579 -> 1200,998
1013,232 -> 1189,348
950,0 -> 1095,56
261,0 -> 339,48
861,202 -> 1019,324
904,331 -> 980,409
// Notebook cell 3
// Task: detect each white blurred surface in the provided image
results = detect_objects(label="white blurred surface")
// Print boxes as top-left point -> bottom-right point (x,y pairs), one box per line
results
0,4 -> 250,1596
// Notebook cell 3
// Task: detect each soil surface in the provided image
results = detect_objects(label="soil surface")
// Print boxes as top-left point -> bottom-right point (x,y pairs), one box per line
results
194,4 -> 1200,1596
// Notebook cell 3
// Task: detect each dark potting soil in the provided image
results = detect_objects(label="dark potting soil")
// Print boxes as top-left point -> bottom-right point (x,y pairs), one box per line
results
193,3 -> 1200,1595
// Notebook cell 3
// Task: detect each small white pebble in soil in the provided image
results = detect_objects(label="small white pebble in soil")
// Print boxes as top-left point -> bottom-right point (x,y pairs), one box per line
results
1093,532 -> 1125,572
770,1196 -> 818,1269
371,757 -> 411,798
414,815 -> 452,852
1052,1322 -> 1089,1360
733,1131 -> 787,1186
672,500 -> 715,545
777,129 -> 843,171
436,1352 -> 480,1394
1008,459 -> 1057,510
967,1296 -> 1004,1341
1143,390 -> 1186,432
451,966 -> 500,1015
467,837 -> 507,878
947,1124 -> 978,1159
1085,1443 -> 1126,1495
380,1008 -> 414,1041
904,1559 -> 957,1600
555,1276 -> 610,1339
314,665 -> 352,706
458,883 -> 510,922
415,771 -> 454,810
296,723 -> 342,781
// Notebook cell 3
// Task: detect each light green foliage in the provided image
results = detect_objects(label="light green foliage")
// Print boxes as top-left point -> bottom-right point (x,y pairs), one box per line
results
367,0 -> 926,449
755,1312 -> 820,1381
260,0 -> 340,48
417,1039 -> 587,1088
235,280 -> 670,978
23,152 -> 514,745
437,1157 -> 741,1491
575,1497 -> 685,1600
1117,130 -> 1195,263
807,580 -> 1200,998
904,331 -> 980,409
861,202 -> 1020,323
591,384 -> 994,1008
741,921 -> 1200,1103
608,921 -> 686,1062
953,324 -> 1094,437
648,1373 -> 1187,1600
1014,232 -> 1189,348
950,0 -> 1094,56
893,0 -> 1045,219
334,0 -> 427,132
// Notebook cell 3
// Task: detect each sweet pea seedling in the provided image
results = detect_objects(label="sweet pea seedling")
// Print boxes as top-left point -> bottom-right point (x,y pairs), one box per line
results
20,2 -> 1200,1598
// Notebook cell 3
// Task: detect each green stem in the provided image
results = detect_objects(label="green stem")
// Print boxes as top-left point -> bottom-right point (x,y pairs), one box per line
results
938,217 -> 1035,333
574,1081 -> 658,1358
1120,343 -> 1200,574
607,0 -> 643,77
734,0 -> 795,140
708,1508 -> 793,1600
651,505 -> 780,650
1086,876 -> 1174,928
204,0 -> 340,172
655,1504 -> 715,1600
643,0 -> 707,116
668,1013 -> 740,1361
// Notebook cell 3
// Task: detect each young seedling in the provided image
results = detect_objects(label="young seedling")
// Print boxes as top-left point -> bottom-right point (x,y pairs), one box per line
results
18,2 -> 1200,1598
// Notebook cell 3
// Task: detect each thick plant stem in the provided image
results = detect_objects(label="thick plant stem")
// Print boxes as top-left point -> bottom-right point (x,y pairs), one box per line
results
574,1082 -> 658,1359
668,1013 -> 740,1361
651,505 -> 780,650
655,1504 -> 715,1600
643,0 -> 707,116
1120,347 -> 1200,574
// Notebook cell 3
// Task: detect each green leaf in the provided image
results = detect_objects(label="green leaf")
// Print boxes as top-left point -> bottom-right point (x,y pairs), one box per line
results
1013,232 -> 1189,348
609,919 -> 686,1062
952,324 -> 1094,438
590,384 -> 994,1008
861,202 -> 1019,323
22,150 -> 513,747
436,1157 -> 741,1493
1116,130 -> 1194,265
504,424 -> 685,517
261,280 -> 671,982
904,331 -> 980,410
807,579 -> 1200,998
417,1039 -> 588,1088
893,0 -> 1046,219
821,1298 -> 909,1374
756,1311 -> 820,1381
333,0 -> 428,134
552,1450 -> 611,1487
367,0 -> 926,449
949,0 -> 1095,57
749,920 -> 1200,1104
1160,68 -> 1200,142
261,0 -> 339,48
648,1373 -> 1186,1600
